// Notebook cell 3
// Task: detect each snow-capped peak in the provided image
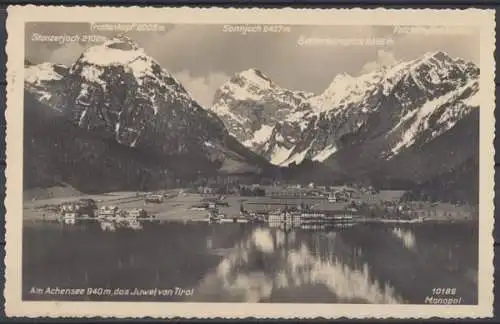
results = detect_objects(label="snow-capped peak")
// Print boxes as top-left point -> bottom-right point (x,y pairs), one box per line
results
332,72 -> 354,83
73,36 -> 169,89
238,68 -> 273,84
213,68 -> 280,106
71,36 -> 193,98
210,67 -> 316,157
111,34 -> 140,49
24,62 -> 69,110
225,68 -> 277,94
79,37 -> 149,68
412,51 -> 455,70
424,50 -> 449,60
25,62 -> 67,85
309,70 -> 382,113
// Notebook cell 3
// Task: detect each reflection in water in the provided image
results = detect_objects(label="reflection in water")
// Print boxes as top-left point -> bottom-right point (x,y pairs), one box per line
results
126,220 -> 143,231
252,228 -> 275,254
392,227 -> 416,250
196,226 -> 403,303
23,220 -> 478,304
97,219 -> 143,231
284,244 -> 401,303
100,221 -> 116,232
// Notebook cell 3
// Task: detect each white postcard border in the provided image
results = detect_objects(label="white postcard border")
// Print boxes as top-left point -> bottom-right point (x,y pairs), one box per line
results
4,5 -> 496,318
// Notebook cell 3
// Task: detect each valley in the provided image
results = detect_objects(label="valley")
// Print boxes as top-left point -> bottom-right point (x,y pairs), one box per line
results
23,36 -> 480,206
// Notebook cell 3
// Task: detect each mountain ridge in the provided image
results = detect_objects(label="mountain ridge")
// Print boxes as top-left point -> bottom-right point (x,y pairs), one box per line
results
208,51 -> 479,202
210,51 -> 478,168
24,37 -> 272,193
24,42 -> 480,203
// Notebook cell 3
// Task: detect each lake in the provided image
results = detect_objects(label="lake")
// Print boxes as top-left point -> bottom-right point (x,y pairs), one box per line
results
22,220 -> 478,304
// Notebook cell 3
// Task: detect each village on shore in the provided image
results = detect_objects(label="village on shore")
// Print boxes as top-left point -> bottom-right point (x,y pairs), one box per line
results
23,181 -> 478,231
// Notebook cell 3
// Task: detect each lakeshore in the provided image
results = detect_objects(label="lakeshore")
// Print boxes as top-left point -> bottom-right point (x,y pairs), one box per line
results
23,187 -> 477,225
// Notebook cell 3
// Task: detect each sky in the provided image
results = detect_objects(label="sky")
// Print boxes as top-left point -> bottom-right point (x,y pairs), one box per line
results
25,23 -> 480,108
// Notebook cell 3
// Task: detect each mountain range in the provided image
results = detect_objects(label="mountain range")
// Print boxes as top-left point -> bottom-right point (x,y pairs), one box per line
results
24,36 -> 270,193
24,37 -> 479,202
209,51 -> 479,202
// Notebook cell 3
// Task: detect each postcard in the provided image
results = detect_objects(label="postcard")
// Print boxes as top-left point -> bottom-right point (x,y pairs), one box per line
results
4,5 -> 496,318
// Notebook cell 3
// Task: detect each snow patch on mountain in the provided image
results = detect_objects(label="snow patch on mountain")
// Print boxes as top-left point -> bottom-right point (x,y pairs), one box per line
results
282,149 -> 308,166
431,81 -> 479,137
215,69 -> 275,102
388,80 -> 478,157
79,39 -> 143,66
462,90 -> 480,107
243,124 -> 274,147
25,63 -> 65,84
80,65 -> 106,88
239,68 -> 274,89
78,109 -> 87,125
204,141 -> 215,148
309,71 -> 382,114
282,140 -> 316,166
278,141 -> 338,166
221,82 -> 263,101
285,110 -> 314,131
312,144 -> 338,162
128,57 -> 166,86
78,37 -> 190,93
269,145 -> 294,165
24,63 -> 69,111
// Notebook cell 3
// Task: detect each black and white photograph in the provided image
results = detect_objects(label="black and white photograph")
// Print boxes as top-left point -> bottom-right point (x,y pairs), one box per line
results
4,6 -> 495,319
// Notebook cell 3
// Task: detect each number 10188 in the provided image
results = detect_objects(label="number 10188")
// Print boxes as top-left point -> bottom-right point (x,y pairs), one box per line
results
432,288 -> 457,295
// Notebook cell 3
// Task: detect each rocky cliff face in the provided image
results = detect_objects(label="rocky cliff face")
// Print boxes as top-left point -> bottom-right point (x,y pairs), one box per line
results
211,68 -> 314,164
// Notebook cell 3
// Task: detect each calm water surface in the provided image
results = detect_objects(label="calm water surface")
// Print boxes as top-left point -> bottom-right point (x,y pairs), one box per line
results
23,220 -> 478,304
